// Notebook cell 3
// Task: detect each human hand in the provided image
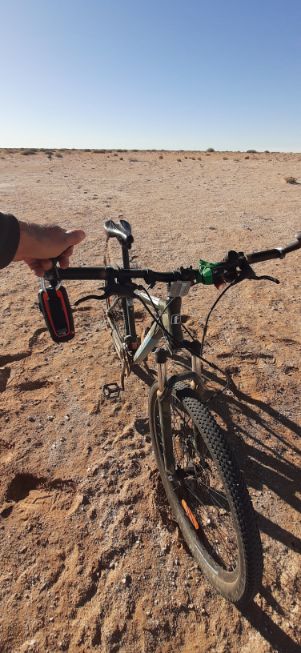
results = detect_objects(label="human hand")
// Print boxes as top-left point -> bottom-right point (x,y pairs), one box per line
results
14,221 -> 86,276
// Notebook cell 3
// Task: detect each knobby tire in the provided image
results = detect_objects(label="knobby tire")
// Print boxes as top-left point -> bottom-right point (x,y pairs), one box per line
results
149,381 -> 263,606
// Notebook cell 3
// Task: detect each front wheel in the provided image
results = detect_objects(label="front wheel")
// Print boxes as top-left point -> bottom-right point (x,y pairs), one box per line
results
149,381 -> 263,606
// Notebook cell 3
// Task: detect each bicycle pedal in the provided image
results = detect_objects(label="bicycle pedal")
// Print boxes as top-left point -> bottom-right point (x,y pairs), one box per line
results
103,382 -> 121,400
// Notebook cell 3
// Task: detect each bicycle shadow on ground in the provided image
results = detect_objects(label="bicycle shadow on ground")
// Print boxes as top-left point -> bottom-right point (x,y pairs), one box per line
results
238,599 -> 301,653
201,365 -> 301,553
202,366 -> 300,652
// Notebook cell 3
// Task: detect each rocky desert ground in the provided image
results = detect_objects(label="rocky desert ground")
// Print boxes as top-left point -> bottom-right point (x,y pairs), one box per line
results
0,149 -> 300,652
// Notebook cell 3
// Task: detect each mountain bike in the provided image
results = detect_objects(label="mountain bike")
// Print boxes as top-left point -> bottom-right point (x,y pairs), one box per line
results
39,221 -> 301,607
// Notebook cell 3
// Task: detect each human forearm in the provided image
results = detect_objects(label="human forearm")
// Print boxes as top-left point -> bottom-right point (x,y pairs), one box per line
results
0,213 -> 85,275
0,212 -> 20,268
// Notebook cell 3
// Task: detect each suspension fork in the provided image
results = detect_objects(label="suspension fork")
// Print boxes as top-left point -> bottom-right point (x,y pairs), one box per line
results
156,349 -> 174,476
155,349 -> 200,477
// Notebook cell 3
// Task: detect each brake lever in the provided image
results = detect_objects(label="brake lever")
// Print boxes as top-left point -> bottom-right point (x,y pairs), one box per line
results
232,269 -> 280,285
253,274 -> 280,284
74,293 -> 107,306
74,281 -> 139,306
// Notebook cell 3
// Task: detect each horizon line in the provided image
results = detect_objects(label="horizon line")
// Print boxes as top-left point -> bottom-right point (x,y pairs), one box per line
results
1,146 -> 301,154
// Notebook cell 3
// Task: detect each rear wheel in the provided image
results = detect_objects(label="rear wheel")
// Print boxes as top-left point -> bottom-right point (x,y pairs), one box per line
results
149,381 -> 263,606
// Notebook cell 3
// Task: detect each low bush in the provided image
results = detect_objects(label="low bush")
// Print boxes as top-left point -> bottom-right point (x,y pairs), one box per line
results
21,148 -> 37,156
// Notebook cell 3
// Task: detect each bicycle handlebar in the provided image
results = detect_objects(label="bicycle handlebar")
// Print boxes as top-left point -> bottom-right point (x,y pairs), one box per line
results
45,232 -> 301,287
55,266 -> 195,284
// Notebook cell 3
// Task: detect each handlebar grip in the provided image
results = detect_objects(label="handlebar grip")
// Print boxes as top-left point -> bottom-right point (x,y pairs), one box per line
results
246,249 -> 282,264
278,232 -> 301,256
247,232 -> 301,264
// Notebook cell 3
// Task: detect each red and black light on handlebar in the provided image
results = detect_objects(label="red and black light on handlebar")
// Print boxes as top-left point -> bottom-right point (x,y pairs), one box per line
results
38,282 -> 74,343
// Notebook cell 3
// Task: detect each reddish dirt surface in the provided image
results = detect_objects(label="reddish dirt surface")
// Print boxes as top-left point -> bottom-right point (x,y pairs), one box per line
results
0,149 -> 300,652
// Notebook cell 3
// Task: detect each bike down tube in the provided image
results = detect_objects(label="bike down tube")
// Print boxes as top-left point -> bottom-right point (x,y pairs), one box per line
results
133,291 -> 167,364
133,291 -> 184,364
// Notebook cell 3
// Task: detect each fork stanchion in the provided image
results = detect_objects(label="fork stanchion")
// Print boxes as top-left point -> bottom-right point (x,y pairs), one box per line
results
155,348 -> 168,396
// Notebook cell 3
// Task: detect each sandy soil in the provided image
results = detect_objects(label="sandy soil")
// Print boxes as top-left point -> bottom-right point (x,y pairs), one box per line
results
0,149 -> 300,653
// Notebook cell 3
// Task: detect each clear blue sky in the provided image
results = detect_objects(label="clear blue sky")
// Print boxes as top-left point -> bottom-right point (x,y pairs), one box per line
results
1,0 -> 300,151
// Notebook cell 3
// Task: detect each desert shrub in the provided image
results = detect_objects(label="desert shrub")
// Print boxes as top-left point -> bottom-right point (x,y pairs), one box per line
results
177,158 -> 182,162
198,157 -> 202,160
246,149 -> 257,154
245,155 -> 250,159
159,155 -> 163,159
206,148 -> 215,153
55,152 -> 63,158
284,176 -> 298,184
41,149 -> 53,158
21,148 -> 37,156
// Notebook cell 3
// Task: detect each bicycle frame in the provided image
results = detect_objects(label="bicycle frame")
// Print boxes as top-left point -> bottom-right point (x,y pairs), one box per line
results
106,288 -> 185,362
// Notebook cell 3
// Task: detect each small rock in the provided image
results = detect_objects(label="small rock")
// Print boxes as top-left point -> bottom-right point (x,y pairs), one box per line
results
89,507 -> 97,520
122,574 -> 132,587
28,416 -> 36,422
82,494 -> 90,506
